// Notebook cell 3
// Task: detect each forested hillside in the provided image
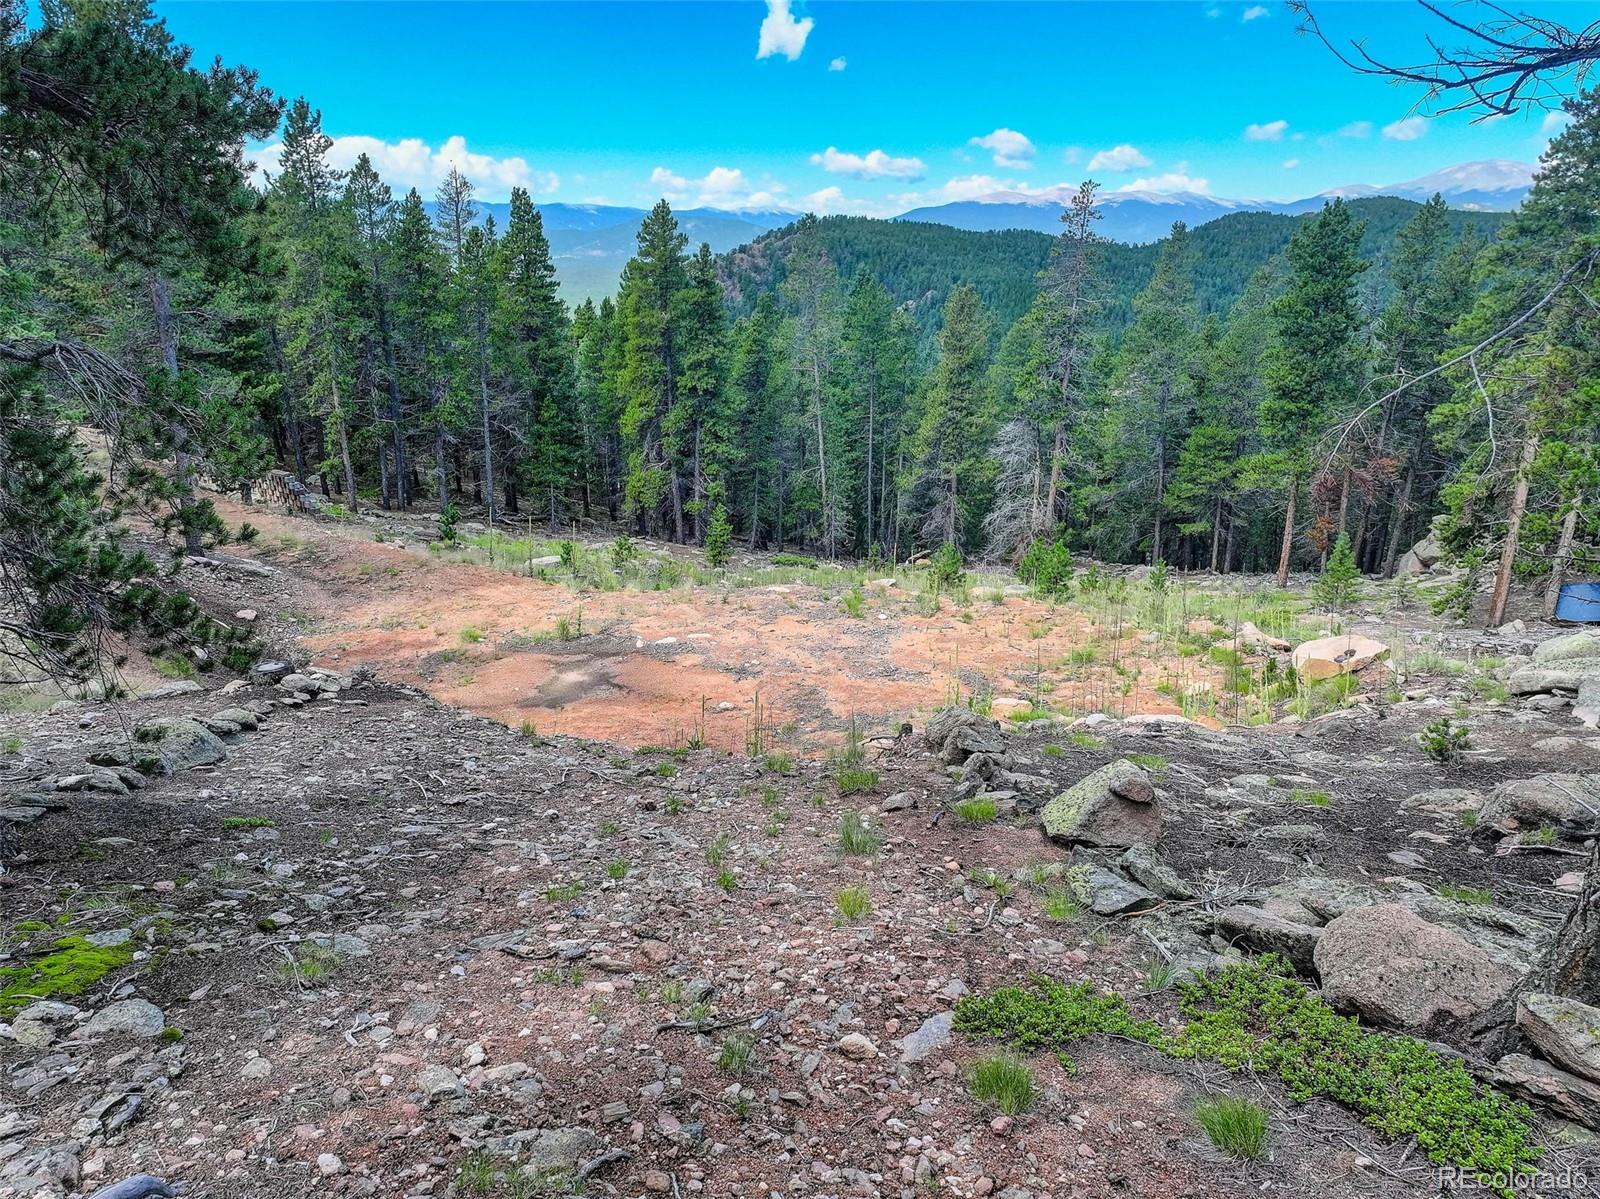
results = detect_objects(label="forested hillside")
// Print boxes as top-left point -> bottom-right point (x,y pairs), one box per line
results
722,199 -> 1511,340
4,0 -> 1596,693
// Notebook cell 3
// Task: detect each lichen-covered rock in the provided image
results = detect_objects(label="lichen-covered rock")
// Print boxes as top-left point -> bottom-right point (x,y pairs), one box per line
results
1516,993 -> 1600,1085
1064,864 -> 1159,915
1040,759 -> 1158,848
1313,904 -> 1517,1032
1477,773 -> 1600,839
922,707 -> 1007,766
1491,1053 -> 1600,1129
1117,845 -> 1195,900
131,718 -> 226,776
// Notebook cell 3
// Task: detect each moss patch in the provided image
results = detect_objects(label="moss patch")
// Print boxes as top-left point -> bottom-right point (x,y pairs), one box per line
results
0,934 -> 136,1016
955,957 -> 1539,1195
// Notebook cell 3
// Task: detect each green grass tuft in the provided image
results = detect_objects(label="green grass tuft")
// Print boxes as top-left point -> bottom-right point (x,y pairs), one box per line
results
969,1054 -> 1035,1115
1195,1096 -> 1268,1160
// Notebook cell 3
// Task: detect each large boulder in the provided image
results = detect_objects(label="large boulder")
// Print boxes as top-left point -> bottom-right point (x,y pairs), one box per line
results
1040,759 -> 1159,848
1313,904 -> 1518,1033
922,707 -> 1007,766
1290,634 -> 1389,682
1516,993 -> 1600,1085
1477,773 -> 1600,840
131,717 -> 226,776
1511,630 -> 1600,700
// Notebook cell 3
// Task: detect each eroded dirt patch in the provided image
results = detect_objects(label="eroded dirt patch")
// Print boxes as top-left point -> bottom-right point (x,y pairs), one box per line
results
212,499 -> 1220,751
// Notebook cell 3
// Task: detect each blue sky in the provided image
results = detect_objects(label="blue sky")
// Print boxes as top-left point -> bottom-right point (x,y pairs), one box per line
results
157,0 -> 1594,212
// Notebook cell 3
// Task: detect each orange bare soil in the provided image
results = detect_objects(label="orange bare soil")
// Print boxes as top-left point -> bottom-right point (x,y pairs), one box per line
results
217,499 -> 1226,753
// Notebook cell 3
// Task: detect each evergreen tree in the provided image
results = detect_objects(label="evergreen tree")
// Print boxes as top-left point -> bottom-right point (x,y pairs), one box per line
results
781,215 -> 842,555
909,284 -> 992,551
344,152 -> 409,507
496,187 -> 575,527
1107,221 -> 1201,562
675,243 -> 729,542
269,97 -> 362,509
615,200 -> 689,538
388,187 -> 455,507
1260,199 -> 1367,585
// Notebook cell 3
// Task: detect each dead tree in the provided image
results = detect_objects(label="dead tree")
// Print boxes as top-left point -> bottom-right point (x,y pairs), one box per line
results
1294,1 -> 1600,120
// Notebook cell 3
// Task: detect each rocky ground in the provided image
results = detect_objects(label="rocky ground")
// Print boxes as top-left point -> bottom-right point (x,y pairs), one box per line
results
3,541 -> 1600,1199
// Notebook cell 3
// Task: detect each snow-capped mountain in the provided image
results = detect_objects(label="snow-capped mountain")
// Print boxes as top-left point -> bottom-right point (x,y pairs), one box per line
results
893,160 -> 1535,242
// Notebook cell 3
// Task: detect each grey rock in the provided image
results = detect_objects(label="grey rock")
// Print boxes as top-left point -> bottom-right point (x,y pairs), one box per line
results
897,1011 -> 953,1064
1040,759 -> 1159,848
1064,864 -> 1159,915
1492,1054 -> 1600,1129
1478,773 -> 1600,839
210,707 -> 259,731
494,1126 -> 602,1171
417,1064 -> 462,1098
8,1001 -> 81,1049
1517,993 -> 1600,1086
1117,845 -> 1195,900
922,707 -> 1007,766
131,718 -> 226,776
85,999 -> 167,1039
1215,904 -> 1323,974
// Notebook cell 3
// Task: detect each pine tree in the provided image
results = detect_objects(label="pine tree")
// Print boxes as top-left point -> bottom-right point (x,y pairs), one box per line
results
781,215 -> 842,556
388,187 -> 455,508
704,503 -> 733,567
1109,221 -> 1200,563
1260,199 -> 1367,586
615,201 -> 689,538
910,284 -> 992,551
496,187 -> 575,527
345,152 -> 410,508
1312,531 -> 1361,610
675,243 -> 729,543
269,97 -> 363,511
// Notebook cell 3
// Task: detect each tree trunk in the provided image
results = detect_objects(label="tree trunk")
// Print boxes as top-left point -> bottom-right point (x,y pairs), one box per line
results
1381,465 -> 1414,579
329,373 -> 358,515
434,423 -> 449,513
670,469 -> 685,544
1545,493 -> 1581,619
477,341 -> 496,526
1209,497 -> 1223,573
148,273 -> 204,556
1044,423 -> 1066,531
1275,475 -> 1298,588
813,369 -> 832,558
1487,434 -> 1538,628
865,393 -> 875,557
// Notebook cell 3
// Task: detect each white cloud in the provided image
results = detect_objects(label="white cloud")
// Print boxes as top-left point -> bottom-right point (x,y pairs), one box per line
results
1282,157 -> 1300,169
649,164 -> 786,211
828,56 -> 847,71
1117,171 -> 1211,195
1242,5 -> 1268,20
968,128 -> 1036,169
757,0 -> 812,60
1541,109 -> 1573,136
809,146 -> 926,180
1337,120 -> 1373,138
1244,119 -> 1288,142
1383,115 -> 1429,141
252,133 -> 557,202
1086,143 -> 1152,171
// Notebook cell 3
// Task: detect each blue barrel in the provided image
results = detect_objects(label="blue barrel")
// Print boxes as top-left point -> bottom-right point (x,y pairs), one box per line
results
1555,582 -> 1600,622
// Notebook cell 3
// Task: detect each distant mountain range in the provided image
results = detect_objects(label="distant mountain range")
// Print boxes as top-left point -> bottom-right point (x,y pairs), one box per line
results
439,159 -> 1533,302
893,160 -> 1536,243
